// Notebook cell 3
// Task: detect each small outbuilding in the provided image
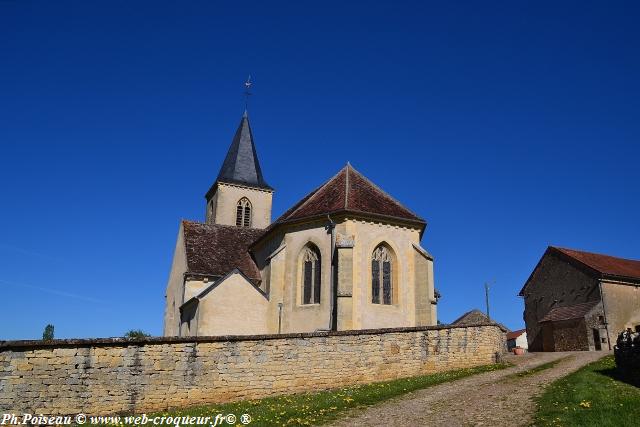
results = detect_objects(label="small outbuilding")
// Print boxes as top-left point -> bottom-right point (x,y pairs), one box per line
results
451,309 -> 510,331
506,329 -> 528,351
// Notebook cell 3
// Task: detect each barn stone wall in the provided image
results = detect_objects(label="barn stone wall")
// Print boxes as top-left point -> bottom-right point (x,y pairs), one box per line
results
521,253 -> 600,351
0,324 -> 504,416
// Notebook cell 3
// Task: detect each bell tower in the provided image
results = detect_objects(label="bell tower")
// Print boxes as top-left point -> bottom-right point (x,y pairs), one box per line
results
204,111 -> 274,229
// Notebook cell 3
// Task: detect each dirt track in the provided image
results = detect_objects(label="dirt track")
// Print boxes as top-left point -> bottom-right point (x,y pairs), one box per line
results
329,351 -> 609,427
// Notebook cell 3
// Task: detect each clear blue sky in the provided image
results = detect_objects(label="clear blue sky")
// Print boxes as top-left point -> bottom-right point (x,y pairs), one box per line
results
1,1 -> 639,339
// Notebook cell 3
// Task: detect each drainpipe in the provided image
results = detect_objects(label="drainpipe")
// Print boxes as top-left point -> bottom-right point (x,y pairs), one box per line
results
278,302 -> 283,334
598,280 -> 612,350
178,274 -> 188,337
326,215 -> 337,331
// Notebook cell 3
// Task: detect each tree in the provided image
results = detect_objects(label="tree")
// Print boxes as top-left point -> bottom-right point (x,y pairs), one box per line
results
42,324 -> 54,341
124,329 -> 151,339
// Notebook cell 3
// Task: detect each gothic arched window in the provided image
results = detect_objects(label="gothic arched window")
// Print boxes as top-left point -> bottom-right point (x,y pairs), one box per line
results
236,198 -> 252,227
372,244 -> 394,305
300,244 -> 321,305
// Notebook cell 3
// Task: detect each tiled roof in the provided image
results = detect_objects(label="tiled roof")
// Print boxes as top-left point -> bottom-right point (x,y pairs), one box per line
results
552,247 -> 640,281
273,163 -> 425,225
182,221 -> 262,283
539,300 -> 599,323
519,246 -> 640,296
506,329 -> 526,340
206,112 -> 272,198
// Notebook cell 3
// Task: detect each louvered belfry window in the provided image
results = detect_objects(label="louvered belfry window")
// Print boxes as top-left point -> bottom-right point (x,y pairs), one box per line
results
236,198 -> 252,227
301,245 -> 321,304
372,245 -> 393,305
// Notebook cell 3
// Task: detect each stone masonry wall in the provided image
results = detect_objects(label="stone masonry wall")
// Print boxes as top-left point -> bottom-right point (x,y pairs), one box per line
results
0,324 -> 505,416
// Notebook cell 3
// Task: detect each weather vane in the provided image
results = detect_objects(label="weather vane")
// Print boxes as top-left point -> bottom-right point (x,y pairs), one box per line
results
244,75 -> 252,111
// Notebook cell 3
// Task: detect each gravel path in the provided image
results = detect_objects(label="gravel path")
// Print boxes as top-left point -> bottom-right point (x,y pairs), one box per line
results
329,351 -> 610,427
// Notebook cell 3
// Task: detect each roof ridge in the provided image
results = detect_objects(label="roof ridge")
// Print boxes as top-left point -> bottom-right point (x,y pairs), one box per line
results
283,166 -> 348,220
347,164 -> 425,221
451,308 -> 486,324
344,163 -> 350,210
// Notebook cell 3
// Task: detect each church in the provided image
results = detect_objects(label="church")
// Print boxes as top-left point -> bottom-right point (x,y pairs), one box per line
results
163,112 -> 438,336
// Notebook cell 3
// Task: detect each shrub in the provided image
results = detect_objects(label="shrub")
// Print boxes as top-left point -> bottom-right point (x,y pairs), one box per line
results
42,324 -> 54,341
124,329 -> 151,339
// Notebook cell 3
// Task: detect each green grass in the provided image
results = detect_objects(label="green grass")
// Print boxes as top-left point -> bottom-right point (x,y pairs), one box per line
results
533,355 -> 640,426
137,363 -> 510,426
505,356 -> 571,380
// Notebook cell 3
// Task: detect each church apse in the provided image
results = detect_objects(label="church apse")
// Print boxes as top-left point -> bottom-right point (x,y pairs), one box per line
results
164,111 -> 437,337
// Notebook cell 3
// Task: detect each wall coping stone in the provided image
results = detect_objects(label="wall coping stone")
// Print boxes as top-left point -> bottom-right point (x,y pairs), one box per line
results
0,323 -> 506,351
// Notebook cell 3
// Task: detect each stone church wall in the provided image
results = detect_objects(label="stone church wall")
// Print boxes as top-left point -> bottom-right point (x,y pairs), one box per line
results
208,183 -> 273,229
0,324 -> 504,416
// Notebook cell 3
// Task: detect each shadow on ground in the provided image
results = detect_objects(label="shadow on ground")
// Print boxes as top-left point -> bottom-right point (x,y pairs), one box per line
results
595,367 -> 640,388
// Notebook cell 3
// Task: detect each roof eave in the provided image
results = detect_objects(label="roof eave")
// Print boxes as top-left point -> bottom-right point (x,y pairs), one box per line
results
251,209 -> 426,249
205,179 -> 274,200
599,273 -> 640,285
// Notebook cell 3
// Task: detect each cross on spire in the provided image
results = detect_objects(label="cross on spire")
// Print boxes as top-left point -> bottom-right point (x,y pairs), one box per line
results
244,75 -> 252,112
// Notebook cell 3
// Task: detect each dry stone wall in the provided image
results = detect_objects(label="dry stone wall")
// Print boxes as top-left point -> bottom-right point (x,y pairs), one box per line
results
0,325 -> 505,416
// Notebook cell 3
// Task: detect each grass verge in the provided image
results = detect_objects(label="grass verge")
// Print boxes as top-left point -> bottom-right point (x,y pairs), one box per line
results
533,355 -> 640,426
141,363 -> 509,426
505,356 -> 571,380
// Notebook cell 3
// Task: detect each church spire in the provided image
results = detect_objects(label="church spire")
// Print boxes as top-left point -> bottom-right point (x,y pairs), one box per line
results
205,112 -> 272,202
203,83 -> 273,228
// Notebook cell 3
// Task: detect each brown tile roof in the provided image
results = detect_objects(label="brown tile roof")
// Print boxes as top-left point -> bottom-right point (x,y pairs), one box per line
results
274,163 -> 425,225
182,221 -> 262,283
506,329 -> 526,340
552,247 -> 640,281
539,300 -> 599,323
519,246 -> 640,296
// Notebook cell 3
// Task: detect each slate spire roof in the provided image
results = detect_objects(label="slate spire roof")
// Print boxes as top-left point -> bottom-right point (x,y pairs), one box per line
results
207,111 -> 272,198
273,163 -> 425,225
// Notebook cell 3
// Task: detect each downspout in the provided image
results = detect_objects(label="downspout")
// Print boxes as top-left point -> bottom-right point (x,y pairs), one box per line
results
327,215 -> 337,331
195,302 -> 201,337
598,280 -> 612,350
179,274 -> 188,337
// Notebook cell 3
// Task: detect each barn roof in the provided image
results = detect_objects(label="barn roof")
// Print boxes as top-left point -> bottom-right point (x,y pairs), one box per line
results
519,246 -> 640,296
539,300 -> 600,323
553,247 -> 640,281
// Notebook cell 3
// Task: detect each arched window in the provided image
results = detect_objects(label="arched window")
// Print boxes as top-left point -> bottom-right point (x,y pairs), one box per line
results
372,245 -> 393,305
236,198 -> 252,227
300,245 -> 321,304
